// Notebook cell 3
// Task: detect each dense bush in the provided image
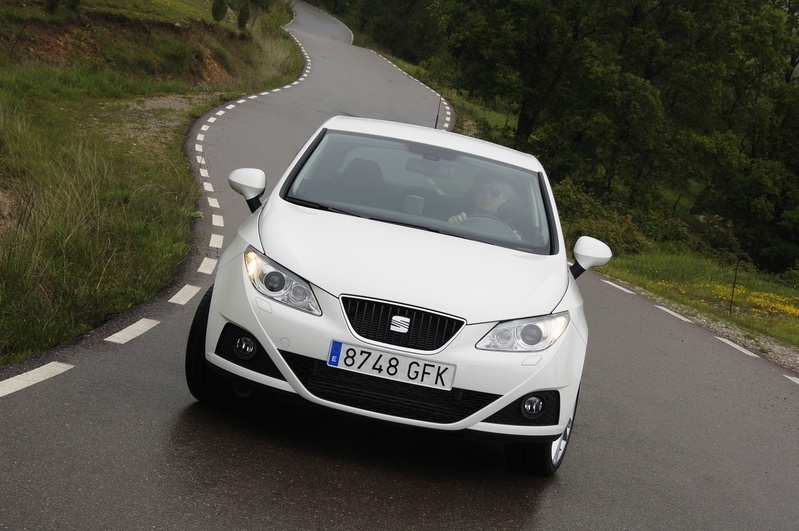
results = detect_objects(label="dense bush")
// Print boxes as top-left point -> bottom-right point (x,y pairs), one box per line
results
553,178 -> 651,255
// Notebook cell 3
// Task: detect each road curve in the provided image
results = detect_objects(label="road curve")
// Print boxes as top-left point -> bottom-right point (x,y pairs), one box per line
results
1,2 -> 798,529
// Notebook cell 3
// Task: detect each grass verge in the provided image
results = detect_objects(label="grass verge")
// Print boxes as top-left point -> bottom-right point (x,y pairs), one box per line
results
0,0 -> 303,366
600,254 -> 799,346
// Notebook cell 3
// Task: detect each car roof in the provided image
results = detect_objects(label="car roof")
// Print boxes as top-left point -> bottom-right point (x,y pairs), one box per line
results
321,116 -> 546,174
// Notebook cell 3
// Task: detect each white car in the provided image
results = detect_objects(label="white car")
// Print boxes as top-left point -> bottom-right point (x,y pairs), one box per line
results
185,116 -> 611,475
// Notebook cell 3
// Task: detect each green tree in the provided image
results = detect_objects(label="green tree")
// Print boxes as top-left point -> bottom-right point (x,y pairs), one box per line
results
433,0 -> 799,271
689,1 -> 799,271
212,0 -> 227,22
344,0 -> 441,62
43,0 -> 80,12
238,0 -> 251,29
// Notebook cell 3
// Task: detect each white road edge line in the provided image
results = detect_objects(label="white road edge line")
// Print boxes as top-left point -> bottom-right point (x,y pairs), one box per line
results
0,362 -> 74,398
655,305 -> 692,322
715,336 -> 760,358
104,318 -> 160,344
785,375 -> 799,386
169,285 -> 202,305
601,279 -> 635,294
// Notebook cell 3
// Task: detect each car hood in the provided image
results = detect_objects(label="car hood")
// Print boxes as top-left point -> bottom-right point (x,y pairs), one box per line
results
257,201 -> 568,323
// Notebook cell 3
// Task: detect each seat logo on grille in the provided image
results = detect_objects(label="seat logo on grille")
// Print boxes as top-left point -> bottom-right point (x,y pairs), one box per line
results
390,315 -> 410,333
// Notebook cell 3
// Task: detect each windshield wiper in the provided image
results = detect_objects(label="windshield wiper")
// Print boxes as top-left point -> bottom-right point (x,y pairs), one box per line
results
288,197 -> 364,217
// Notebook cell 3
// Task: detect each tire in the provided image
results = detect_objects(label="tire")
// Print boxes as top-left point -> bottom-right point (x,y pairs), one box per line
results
185,285 -> 225,405
505,390 -> 579,476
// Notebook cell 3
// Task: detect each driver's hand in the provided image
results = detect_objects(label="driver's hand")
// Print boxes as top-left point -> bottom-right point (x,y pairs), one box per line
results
448,212 -> 467,223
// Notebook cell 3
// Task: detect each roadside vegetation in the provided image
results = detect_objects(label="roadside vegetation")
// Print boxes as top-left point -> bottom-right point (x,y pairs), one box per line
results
312,0 -> 799,369
0,0 -> 303,365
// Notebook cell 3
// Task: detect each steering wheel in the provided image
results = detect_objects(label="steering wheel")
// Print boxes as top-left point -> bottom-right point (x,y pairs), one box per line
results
457,215 -> 518,239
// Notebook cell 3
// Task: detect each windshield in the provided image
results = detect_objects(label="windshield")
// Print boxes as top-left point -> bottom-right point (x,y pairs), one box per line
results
284,130 -> 554,254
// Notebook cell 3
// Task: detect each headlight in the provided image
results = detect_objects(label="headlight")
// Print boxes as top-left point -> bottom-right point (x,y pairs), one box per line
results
244,247 -> 322,316
477,312 -> 569,352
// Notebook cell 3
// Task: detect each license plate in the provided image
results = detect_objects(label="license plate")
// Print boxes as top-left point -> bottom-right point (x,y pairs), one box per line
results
327,341 -> 455,390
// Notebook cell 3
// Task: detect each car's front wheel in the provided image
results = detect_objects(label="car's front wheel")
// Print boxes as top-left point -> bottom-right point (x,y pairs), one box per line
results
505,391 -> 578,476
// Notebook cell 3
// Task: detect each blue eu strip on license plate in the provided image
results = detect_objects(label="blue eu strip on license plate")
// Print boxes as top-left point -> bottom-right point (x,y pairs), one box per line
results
326,340 -> 455,390
328,341 -> 343,366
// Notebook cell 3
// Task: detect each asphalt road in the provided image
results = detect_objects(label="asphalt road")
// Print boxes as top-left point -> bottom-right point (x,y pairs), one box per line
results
2,2 -> 798,529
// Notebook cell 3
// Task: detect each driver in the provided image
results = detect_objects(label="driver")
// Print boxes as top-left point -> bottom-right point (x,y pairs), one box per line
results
448,171 -> 513,224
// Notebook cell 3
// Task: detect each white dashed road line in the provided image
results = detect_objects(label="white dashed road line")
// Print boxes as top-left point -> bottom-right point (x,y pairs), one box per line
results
0,362 -> 74,398
785,375 -> 799,386
198,257 -> 218,275
104,318 -> 160,344
716,336 -> 760,358
169,285 -> 202,305
655,305 -> 692,322
601,279 -> 635,294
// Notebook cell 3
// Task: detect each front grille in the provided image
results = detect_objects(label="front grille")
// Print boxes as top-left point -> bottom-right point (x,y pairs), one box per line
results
483,391 -> 560,426
341,296 -> 464,351
280,351 -> 499,424
215,323 -> 285,381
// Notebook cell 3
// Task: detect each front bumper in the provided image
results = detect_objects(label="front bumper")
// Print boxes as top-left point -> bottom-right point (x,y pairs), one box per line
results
205,246 -> 586,441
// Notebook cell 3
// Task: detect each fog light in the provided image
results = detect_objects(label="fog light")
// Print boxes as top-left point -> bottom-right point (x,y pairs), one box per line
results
235,336 -> 257,360
521,395 -> 544,419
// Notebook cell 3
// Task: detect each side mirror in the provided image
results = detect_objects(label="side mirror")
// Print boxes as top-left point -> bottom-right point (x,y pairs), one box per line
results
228,168 -> 267,213
570,236 -> 612,279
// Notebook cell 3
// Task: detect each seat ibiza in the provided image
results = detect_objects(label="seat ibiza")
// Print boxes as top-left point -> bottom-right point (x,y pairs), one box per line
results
185,116 -> 611,475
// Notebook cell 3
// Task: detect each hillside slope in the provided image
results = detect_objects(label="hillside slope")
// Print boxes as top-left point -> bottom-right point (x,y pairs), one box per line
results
0,0 -> 302,364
